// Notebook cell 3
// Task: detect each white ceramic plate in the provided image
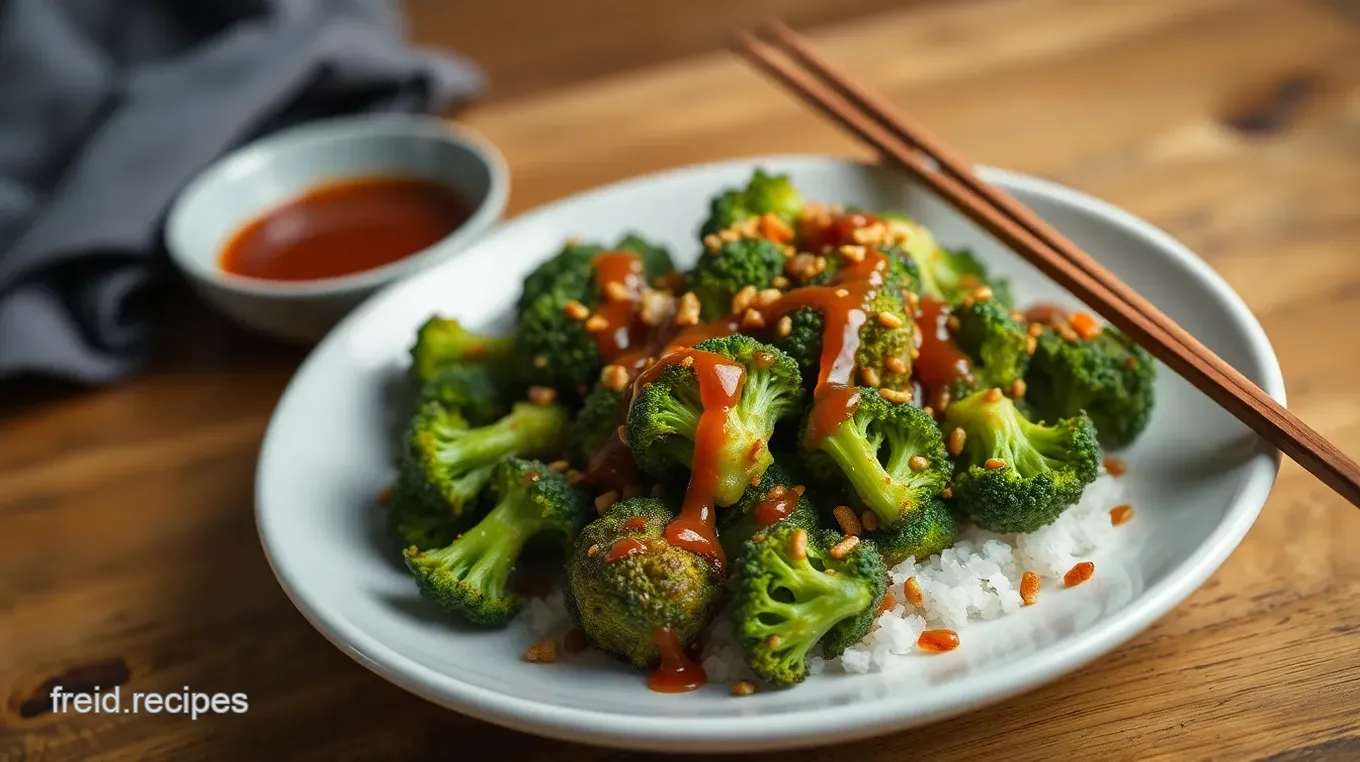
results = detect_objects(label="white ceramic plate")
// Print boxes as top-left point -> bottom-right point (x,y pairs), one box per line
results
256,156 -> 1284,752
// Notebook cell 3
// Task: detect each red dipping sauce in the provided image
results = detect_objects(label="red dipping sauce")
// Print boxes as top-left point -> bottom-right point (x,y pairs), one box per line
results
219,176 -> 473,281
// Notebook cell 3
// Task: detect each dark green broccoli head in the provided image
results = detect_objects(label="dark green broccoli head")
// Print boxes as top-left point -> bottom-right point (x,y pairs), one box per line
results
409,317 -> 514,386
687,237 -> 788,321
944,388 -> 1100,533
403,459 -> 592,626
514,234 -> 676,393
733,525 -> 886,687
951,295 -> 1029,392
518,235 -> 675,312
699,169 -> 803,238
770,287 -> 915,391
1024,325 -> 1155,448
571,381 -> 628,466
626,335 -> 804,506
802,387 -> 952,527
420,364 -> 512,426
718,461 -> 822,559
394,399 -> 571,540
564,497 -> 724,667
862,497 -> 957,566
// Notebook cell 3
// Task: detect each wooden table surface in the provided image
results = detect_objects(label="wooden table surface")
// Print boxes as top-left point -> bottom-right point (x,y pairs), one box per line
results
4,0 -> 1359,758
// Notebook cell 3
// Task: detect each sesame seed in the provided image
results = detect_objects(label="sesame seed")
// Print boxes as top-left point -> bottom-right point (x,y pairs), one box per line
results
757,288 -> 783,306
886,357 -> 907,374
533,354 -> 549,369
566,469 -> 584,485
941,486 -> 953,499
877,311 -> 904,329
838,244 -> 867,263
604,280 -> 631,303
584,315 -> 609,332
948,427 -> 966,457
833,505 -> 863,536
945,315 -> 960,333
909,455 -> 929,472
790,529 -> 808,560
680,355 -> 695,368
828,535 -> 860,559
524,639 -> 558,663
984,387 -> 1004,403
747,439 -> 765,463
861,367 -> 881,388
1010,378 -> 1027,399
777,315 -> 793,338
617,425 -> 628,443
771,275 -> 791,289
1028,322 -> 1045,337
1020,571 -> 1040,605
731,681 -> 756,696
741,308 -> 766,330
703,234 -> 722,252
527,386 -> 557,405
601,364 -> 630,391
985,457 -> 1008,470
675,292 -> 701,326
879,388 -> 911,404
973,285 -> 994,301
587,544 -> 599,557
594,491 -> 619,513
1026,335 -> 1038,355
564,301 -> 589,321
861,511 -> 878,532
731,285 -> 757,315
834,287 -> 850,298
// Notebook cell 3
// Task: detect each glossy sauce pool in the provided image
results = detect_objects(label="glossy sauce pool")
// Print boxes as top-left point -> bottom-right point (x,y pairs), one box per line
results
219,176 -> 473,281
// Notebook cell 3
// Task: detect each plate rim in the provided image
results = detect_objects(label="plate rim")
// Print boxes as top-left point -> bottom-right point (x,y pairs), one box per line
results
255,154 -> 1285,752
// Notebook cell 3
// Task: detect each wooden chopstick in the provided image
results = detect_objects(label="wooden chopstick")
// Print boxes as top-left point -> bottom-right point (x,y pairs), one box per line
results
732,27 -> 1360,508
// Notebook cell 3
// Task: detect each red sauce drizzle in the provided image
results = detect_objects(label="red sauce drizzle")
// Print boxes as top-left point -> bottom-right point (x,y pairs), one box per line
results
764,249 -> 888,441
648,626 -> 707,693
604,537 -> 648,563
622,516 -> 648,532
753,493 -> 798,527
589,251 -> 650,361
799,211 -> 880,253
626,349 -> 744,572
913,297 -> 974,409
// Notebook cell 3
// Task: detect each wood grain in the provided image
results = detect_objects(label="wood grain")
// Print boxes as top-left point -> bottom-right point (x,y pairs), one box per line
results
3,0 -> 1359,759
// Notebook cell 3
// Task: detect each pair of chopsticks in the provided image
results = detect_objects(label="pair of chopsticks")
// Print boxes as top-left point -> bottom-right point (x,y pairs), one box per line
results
733,22 -> 1360,509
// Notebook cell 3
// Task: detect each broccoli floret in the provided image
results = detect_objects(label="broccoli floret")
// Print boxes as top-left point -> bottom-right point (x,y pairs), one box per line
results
862,497 -> 957,566
733,525 -> 886,687
564,497 -> 724,667
514,234 -> 676,393
880,214 -> 1012,306
626,336 -> 804,506
572,381 -> 628,465
392,399 -> 571,549
699,169 -> 802,238
944,388 -> 1099,533
802,387 -> 952,527
420,364 -> 511,426
718,462 -> 821,559
409,317 -> 514,386
403,459 -> 592,626
951,295 -> 1029,392
687,237 -> 788,321
810,242 -> 921,295
771,287 -> 916,391
1024,325 -> 1155,448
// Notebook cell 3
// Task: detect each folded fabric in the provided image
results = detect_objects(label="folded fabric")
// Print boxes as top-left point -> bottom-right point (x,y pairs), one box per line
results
0,0 -> 484,383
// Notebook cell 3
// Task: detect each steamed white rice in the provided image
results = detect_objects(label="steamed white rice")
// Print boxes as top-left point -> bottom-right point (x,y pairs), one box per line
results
522,471 -> 1128,680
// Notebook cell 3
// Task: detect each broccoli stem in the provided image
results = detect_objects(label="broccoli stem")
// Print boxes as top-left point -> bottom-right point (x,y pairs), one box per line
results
425,492 -> 544,598
762,552 -> 873,654
441,403 -> 564,470
818,422 -> 907,525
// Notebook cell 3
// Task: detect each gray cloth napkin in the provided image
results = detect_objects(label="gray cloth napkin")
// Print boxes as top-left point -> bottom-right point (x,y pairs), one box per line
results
0,0 -> 484,383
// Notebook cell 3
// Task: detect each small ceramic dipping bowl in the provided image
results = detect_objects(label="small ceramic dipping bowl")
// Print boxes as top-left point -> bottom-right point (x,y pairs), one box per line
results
165,114 -> 508,343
